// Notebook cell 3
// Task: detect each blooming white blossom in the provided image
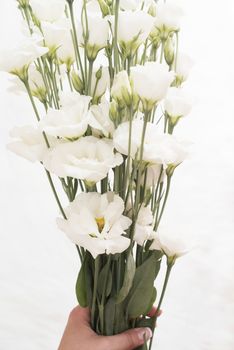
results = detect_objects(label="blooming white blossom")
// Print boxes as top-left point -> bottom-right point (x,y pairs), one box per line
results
78,15 -> 109,59
0,35 -> 48,77
131,62 -> 174,109
57,192 -> 132,258
116,11 -> 155,52
91,66 -> 110,100
40,92 -> 91,139
89,100 -> 115,137
113,120 -> 188,168
29,0 -> 66,22
111,70 -> 132,107
7,65 -> 46,101
7,125 -> 54,162
175,53 -> 194,82
150,226 -> 190,260
154,3 -> 184,36
134,206 -> 156,246
142,164 -> 165,188
40,19 -> 71,52
43,136 -> 123,183
164,87 -> 192,119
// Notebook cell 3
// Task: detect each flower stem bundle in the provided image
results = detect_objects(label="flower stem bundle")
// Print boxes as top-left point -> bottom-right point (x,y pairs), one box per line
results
3,0 -> 194,348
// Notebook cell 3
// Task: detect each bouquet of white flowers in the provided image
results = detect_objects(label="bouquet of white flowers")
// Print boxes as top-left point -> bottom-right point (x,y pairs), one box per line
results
2,0 -> 194,348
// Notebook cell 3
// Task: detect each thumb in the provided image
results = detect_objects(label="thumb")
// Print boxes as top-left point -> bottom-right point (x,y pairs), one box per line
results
107,327 -> 152,350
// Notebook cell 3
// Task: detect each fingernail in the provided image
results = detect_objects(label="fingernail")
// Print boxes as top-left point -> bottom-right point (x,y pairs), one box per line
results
137,327 -> 152,341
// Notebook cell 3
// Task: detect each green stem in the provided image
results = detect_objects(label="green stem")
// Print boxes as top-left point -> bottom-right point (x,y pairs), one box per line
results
91,257 -> 100,328
154,175 -> 172,231
114,0 -> 120,73
67,2 -> 85,82
87,60 -> 94,95
149,262 -> 173,350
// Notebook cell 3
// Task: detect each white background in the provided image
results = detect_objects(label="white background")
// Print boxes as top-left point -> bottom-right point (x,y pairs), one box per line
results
1,1 -> 234,349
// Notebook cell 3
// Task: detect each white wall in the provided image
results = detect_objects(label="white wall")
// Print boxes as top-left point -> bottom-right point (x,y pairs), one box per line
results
0,1 -> 234,349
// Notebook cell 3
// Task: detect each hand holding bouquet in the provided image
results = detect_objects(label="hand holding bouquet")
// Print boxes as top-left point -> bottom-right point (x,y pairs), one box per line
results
2,0 -> 194,348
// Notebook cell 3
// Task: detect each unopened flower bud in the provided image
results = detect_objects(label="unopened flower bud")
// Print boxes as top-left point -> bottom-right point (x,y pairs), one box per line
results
71,71 -> 84,93
111,71 -> 132,108
97,0 -> 110,16
164,35 -> 175,66
148,3 -> 157,17
109,100 -> 119,122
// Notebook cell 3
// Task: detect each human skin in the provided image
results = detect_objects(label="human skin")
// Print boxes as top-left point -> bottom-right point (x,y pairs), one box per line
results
58,306 -> 160,350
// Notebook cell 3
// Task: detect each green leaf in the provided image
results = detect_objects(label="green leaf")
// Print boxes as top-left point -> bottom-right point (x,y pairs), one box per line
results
143,287 -> 157,317
116,253 -> 136,304
75,257 -> 88,307
126,254 -> 158,319
97,259 -> 112,298
104,298 -> 116,335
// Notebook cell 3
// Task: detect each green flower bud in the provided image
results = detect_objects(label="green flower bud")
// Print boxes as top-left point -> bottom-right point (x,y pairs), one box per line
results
71,71 -> 84,93
164,35 -> 175,66
97,0 -> 110,16
109,100 -> 119,122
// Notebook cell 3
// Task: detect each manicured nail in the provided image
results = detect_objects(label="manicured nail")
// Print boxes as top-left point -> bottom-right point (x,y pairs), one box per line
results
137,327 -> 153,341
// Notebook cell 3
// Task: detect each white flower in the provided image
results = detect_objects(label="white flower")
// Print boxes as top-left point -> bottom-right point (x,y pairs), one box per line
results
57,192 -> 132,259
89,100 -> 115,137
57,34 -> 75,67
0,35 -> 48,77
142,164 -> 165,188
116,11 -> 155,53
164,87 -> 192,119
29,0 -> 66,22
40,19 -> 71,52
7,65 -> 46,101
131,62 -> 174,110
150,226 -> 190,260
111,70 -> 132,107
134,206 -> 156,246
113,120 -> 188,167
154,3 -> 184,36
7,125 -> 54,162
40,92 -> 91,139
175,53 -> 194,82
91,66 -> 110,100
78,15 -> 109,59
43,136 -> 123,183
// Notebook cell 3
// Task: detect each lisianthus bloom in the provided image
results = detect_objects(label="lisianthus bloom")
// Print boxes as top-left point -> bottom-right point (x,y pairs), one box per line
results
78,15 -> 109,60
141,164 -> 165,188
154,2 -> 184,39
89,100 -> 115,138
164,87 -> 192,123
40,92 -> 91,139
91,66 -> 110,101
134,206 -> 156,246
113,120 -> 188,169
175,52 -> 194,84
115,11 -> 155,55
29,0 -> 66,22
43,136 -> 123,183
111,70 -> 132,108
150,226 -> 190,263
40,18 -> 71,55
131,62 -> 174,110
0,35 -> 48,79
7,125 -> 55,162
8,65 -> 46,102
57,192 -> 132,259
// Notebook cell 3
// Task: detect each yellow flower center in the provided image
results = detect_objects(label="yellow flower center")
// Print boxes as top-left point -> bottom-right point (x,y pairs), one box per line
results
95,217 -> 105,233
